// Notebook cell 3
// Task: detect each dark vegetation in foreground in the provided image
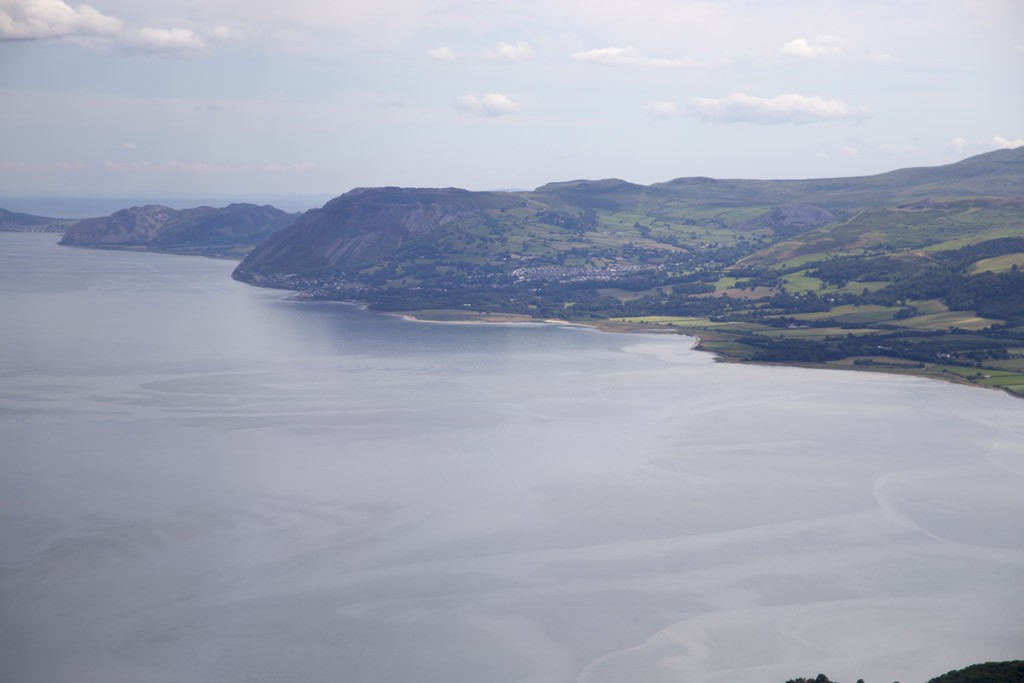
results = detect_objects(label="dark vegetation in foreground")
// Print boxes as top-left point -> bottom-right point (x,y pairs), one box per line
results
787,661 -> 1024,683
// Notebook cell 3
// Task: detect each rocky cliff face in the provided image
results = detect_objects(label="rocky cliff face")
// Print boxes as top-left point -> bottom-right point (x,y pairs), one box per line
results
60,203 -> 297,256
60,205 -> 176,245
743,204 -> 839,238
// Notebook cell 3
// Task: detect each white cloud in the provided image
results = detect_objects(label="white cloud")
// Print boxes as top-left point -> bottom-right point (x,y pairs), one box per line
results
688,93 -> 868,124
842,146 -> 859,156
780,35 -> 843,58
487,40 -> 533,62
454,93 -> 519,117
126,27 -> 204,56
645,101 -> 678,119
0,0 -> 215,57
3,1 -> 1020,194
946,136 -> 1021,151
572,46 -> 697,68
121,142 -> 138,150
0,0 -> 121,39
994,135 -> 1024,149
427,45 -> 455,61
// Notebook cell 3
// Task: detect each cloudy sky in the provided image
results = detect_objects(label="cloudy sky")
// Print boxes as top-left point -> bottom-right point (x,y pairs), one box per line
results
1,0 -> 1022,204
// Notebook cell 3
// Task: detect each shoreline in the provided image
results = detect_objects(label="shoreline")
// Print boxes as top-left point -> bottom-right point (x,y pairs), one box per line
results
392,309 -> 681,335
30,237 -> 1023,400
48,236 -> 1023,401
389,307 -> 1022,399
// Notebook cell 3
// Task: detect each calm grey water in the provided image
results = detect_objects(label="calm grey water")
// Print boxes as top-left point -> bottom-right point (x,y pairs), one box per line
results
1,233 -> 1022,683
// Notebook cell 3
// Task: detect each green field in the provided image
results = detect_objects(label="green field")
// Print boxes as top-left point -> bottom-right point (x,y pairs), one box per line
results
907,299 -> 948,314
971,252 -> 1024,273
891,311 -> 1002,330
611,316 -> 757,332
771,327 -> 879,339
612,315 -> 718,326
776,304 -> 904,324
933,365 -> 1024,394
835,280 -> 890,295
751,253 -> 836,271
921,228 -> 1024,252
988,359 -> 1024,371
712,276 -> 744,291
777,272 -> 889,297
779,270 -> 830,294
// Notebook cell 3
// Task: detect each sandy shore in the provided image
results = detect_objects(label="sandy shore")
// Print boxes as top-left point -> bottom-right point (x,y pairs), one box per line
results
394,309 -> 678,334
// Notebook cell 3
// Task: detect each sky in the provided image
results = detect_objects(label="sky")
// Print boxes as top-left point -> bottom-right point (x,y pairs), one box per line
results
1,0 -> 1022,205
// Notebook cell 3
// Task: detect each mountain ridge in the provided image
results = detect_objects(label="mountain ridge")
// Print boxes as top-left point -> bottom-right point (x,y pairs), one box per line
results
235,148 -> 1024,290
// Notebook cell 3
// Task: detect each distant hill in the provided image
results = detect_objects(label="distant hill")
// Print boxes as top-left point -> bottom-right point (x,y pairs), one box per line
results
0,207 -> 75,233
651,147 -> 1024,209
60,203 -> 298,258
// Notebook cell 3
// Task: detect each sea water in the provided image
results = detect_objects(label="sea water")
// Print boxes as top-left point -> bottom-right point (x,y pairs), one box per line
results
1,233 -> 1021,683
